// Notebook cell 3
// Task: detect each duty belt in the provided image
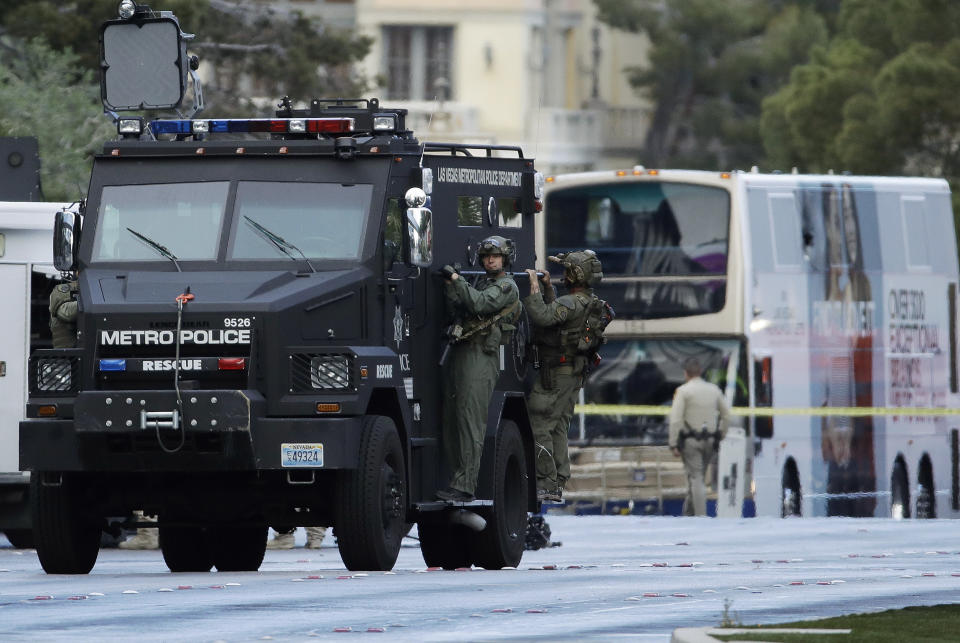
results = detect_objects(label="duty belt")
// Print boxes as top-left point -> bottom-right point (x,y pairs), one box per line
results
679,427 -> 719,441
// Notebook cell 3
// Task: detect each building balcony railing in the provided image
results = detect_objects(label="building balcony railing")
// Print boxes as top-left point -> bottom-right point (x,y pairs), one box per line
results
528,106 -> 649,169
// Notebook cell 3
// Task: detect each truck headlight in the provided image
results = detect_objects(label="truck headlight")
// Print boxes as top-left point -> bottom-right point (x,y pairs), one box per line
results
310,355 -> 352,390
37,358 -> 73,392
290,353 -> 355,392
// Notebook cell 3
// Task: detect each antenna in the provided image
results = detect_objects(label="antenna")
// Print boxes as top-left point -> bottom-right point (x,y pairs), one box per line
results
533,93 -> 543,162
418,95 -> 440,168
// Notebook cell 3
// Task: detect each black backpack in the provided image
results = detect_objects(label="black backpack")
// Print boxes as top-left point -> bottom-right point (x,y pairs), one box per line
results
576,295 -> 615,367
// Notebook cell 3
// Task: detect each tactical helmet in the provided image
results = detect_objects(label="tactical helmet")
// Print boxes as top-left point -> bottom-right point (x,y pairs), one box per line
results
549,249 -> 603,287
477,235 -> 516,267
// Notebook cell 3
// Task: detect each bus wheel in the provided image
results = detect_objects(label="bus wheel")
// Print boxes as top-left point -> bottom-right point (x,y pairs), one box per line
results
211,523 -> 268,571
3,529 -> 34,549
418,519 -> 473,569
915,456 -> 936,519
32,472 -> 100,574
780,462 -> 801,517
472,419 -> 528,569
336,415 -> 407,571
891,461 -> 910,520
916,485 -> 934,519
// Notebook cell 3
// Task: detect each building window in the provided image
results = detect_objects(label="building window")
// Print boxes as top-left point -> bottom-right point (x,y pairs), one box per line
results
383,26 -> 453,101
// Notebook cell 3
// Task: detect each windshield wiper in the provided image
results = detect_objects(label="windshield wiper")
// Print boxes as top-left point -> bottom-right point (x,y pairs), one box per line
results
127,227 -> 181,272
243,216 -> 317,273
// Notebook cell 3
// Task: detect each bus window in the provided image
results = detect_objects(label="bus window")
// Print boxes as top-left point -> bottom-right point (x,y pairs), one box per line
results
902,196 -> 931,270
545,181 -> 730,320
576,337 -> 745,444
950,283 -> 958,394
753,356 -> 773,439
769,194 -> 802,267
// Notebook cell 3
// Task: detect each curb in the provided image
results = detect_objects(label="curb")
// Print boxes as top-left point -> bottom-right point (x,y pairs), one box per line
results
671,627 -> 852,642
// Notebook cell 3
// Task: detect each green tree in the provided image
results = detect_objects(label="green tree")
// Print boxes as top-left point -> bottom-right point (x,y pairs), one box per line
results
594,0 -> 830,170
0,38 -> 114,200
0,1 -> 373,114
761,0 -> 960,210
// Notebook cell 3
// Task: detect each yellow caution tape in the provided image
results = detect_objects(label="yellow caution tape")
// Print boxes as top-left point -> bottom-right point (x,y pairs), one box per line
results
573,404 -> 960,417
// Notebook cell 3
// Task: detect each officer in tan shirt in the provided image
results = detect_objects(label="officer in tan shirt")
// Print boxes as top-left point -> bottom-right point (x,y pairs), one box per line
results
668,357 -> 730,516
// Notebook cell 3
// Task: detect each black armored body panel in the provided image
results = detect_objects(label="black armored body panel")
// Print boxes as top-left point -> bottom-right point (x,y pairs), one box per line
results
22,79 -> 542,572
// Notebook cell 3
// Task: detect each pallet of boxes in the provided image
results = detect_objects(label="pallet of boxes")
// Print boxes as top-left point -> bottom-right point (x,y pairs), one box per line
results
562,446 -> 712,515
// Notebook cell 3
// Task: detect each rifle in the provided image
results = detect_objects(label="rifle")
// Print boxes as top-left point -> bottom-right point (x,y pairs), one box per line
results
438,324 -> 463,366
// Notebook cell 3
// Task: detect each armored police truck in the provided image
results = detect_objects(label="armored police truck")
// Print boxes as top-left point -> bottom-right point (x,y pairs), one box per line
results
21,5 -> 540,574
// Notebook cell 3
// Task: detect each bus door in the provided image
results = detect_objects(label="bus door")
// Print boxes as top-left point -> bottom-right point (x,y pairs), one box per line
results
753,354 -> 773,440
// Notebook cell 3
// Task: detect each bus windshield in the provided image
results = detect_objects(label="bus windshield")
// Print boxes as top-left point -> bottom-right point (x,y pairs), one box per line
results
573,337 -> 747,445
546,181 -> 730,319
91,181 -> 373,264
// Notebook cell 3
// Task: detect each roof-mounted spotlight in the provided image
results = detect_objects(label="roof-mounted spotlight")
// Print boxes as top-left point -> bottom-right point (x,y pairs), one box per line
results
372,114 -> 397,132
117,117 -> 144,138
118,0 -> 138,19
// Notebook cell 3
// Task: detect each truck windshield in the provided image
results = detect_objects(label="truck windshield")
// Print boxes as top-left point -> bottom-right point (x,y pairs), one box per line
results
93,182 -> 229,262
90,180 -> 373,263
228,181 -> 371,261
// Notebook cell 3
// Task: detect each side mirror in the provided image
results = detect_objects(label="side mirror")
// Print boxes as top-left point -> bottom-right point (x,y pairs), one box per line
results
53,210 -> 81,272
406,207 -> 433,268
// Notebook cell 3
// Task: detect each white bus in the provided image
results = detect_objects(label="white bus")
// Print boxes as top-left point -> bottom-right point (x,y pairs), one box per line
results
538,168 -> 960,518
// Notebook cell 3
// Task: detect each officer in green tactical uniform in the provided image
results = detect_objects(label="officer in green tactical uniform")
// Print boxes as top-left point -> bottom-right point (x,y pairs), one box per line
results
524,250 -> 604,502
49,277 -> 79,348
437,236 -> 520,502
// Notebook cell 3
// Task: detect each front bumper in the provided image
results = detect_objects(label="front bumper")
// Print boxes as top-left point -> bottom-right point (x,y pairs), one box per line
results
20,389 -> 362,472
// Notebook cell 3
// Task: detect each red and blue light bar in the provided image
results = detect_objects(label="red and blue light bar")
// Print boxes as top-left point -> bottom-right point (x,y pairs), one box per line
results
150,118 -> 356,137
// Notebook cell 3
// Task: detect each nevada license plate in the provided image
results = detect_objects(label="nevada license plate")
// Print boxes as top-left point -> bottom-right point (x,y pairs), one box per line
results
281,443 -> 324,468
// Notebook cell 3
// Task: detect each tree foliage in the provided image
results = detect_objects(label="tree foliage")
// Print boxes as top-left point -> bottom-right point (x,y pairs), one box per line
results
0,1 -> 373,199
0,0 -> 373,114
762,0 -> 960,182
0,39 -> 114,200
594,0 -> 830,170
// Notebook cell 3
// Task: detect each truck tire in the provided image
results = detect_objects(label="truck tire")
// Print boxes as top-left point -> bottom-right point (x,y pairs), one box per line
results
160,526 -> 214,572
212,524 -> 268,572
335,415 -> 407,571
418,520 -> 473,570
3,529 -> 34,549
472,419 -> 527,569
32,473 -> 100,574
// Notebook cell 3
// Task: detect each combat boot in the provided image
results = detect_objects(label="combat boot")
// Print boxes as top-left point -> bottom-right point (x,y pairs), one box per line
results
305,526 -> 326,549
118,512 -> 158,550
537,488 -> 561,503
266,529 -> 295,549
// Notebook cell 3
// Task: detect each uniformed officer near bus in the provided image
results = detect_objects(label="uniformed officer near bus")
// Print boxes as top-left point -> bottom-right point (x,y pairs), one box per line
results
669,357 -> 730,516
49,276 -> 79,348
437,236 -> 520,502
523,250 -> 604,502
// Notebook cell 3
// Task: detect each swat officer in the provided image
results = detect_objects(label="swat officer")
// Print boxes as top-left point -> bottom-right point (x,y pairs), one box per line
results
49,276 -> 79,348
524,250 -> 604,502
668,357 -> 730,516
437,236 -> 520,502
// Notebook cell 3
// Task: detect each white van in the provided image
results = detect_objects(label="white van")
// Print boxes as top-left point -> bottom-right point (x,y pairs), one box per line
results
0,202 -> 68,546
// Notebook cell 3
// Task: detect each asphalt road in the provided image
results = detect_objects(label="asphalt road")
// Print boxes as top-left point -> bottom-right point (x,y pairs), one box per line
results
2,516 -> 960,641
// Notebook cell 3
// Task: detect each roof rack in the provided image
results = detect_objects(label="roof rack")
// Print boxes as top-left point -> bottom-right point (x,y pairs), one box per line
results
423,142 -> 526,158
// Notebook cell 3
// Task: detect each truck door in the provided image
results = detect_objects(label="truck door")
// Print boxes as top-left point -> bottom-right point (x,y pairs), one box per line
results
0,263 -> 28,475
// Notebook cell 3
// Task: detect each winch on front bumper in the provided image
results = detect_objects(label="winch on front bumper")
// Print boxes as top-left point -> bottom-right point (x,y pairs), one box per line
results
19,389 -> 363,473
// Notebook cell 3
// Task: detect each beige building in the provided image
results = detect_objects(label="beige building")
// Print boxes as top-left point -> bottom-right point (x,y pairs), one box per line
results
262,0 -> 651,174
